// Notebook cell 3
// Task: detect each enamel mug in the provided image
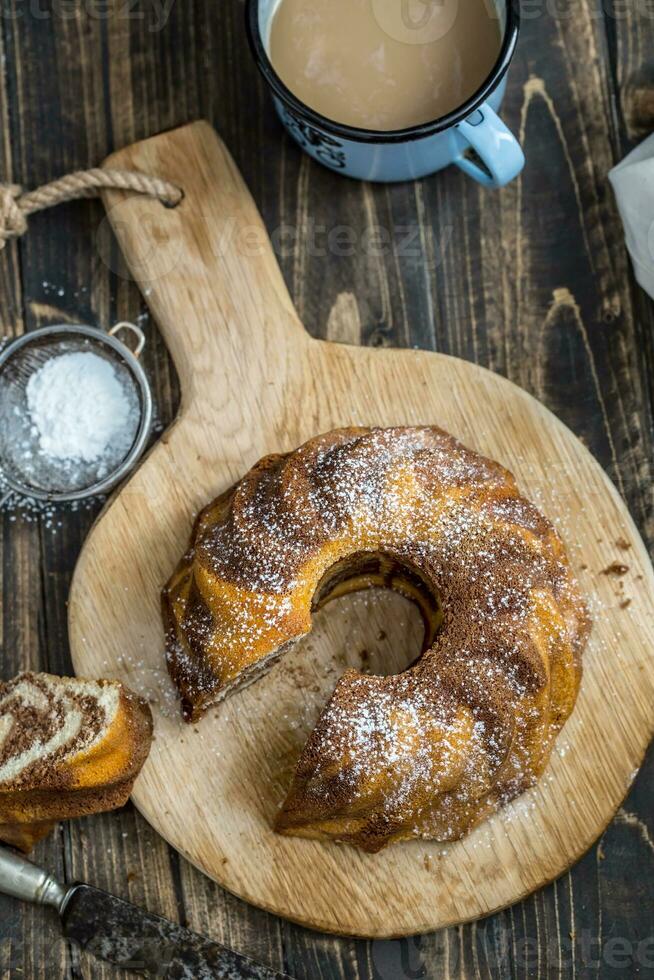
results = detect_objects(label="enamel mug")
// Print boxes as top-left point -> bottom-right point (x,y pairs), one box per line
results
246,0 -> 524,187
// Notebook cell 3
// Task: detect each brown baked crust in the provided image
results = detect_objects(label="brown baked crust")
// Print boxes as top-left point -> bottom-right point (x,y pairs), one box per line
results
0,673 -> 153,851
163,426 -> 590,851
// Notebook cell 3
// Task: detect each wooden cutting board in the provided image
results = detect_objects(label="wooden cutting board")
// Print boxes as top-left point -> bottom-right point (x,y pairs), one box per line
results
69,121 -> 654,938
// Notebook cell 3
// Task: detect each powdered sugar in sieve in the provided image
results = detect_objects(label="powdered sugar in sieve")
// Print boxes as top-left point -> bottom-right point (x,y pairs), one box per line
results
0,322 -> 153,501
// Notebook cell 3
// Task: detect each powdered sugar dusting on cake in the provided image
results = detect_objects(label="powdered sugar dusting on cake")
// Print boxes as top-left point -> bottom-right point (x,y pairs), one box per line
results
163,426 -> 591,847
197,427 -> 515,594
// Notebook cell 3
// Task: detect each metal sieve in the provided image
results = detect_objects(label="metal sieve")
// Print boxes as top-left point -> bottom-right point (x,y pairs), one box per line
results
0,321 -> 153,503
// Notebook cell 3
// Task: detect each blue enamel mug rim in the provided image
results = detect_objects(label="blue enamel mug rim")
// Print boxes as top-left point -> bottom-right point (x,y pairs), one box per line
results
245,0 -> 520,145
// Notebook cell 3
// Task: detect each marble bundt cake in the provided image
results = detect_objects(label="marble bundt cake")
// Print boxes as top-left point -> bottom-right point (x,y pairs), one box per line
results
0,672 -> 153,850
163,426 -> 590,851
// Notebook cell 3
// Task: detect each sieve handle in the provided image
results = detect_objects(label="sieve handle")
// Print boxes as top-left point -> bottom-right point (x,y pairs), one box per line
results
108,321 -> 145,359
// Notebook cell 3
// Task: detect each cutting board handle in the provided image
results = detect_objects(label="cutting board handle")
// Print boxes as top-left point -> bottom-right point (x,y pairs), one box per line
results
101,121 -> 308,398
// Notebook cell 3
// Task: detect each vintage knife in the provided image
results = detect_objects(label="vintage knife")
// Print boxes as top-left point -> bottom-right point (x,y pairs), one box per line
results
0,846 -> 295,978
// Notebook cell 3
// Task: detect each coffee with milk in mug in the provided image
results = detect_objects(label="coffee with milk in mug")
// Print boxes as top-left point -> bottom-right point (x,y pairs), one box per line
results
269,0 -> 503,131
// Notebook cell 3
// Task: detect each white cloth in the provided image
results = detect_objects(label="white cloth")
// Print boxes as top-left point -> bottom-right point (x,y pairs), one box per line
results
609,133 -> 654,300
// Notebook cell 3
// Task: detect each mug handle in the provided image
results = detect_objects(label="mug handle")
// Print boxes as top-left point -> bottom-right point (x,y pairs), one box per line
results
455,103 -> 525,188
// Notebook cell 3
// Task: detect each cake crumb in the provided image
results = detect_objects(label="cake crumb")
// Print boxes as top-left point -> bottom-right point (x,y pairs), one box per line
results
601,562 -> 629,576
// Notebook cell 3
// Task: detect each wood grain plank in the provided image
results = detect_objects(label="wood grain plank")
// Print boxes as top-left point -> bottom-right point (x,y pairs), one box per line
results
0,12 -> 71,980
177,862 -> 288,976
0,7 -> 183,980
590,4 -> 654,978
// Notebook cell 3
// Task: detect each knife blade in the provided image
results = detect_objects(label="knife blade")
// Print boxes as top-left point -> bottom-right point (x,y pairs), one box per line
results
0,846 -> 295,979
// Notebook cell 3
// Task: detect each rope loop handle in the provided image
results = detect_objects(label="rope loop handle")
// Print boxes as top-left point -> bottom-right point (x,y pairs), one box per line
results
0,168 -> 183,250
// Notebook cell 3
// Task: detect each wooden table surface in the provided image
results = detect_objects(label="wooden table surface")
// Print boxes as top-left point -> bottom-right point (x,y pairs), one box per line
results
0,1 -> 653,978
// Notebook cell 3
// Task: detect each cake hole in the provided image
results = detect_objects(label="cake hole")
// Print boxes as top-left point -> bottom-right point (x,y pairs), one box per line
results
310,551 -> 441,676
221,571 -> 432,794
313,587 -> 425,677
